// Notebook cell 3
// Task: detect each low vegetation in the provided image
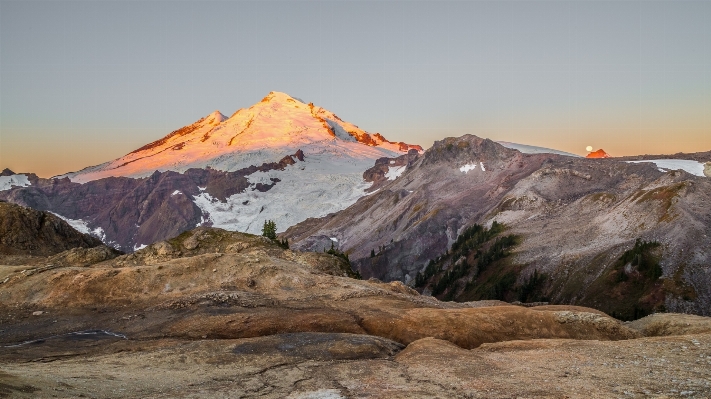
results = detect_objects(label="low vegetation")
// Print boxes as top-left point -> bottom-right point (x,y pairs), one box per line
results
325,242 -> 362,279
577,239 -> 666,321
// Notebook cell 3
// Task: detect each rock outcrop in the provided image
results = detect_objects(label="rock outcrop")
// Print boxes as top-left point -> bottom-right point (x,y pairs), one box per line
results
0,202 -> 104,256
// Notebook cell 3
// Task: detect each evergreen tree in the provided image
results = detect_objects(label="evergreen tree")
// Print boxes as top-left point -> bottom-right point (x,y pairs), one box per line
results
262,220 -> 276,240
370,249 -> 375,258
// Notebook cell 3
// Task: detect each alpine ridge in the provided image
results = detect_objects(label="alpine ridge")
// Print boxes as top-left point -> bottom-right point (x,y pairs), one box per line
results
285,135 -> 711,317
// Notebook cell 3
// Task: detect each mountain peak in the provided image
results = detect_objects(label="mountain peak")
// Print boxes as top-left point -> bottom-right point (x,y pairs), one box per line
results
586,149 -> 611,158
203,110 -> 227,125
261,91 -> 305,105
59,92 -> 422,182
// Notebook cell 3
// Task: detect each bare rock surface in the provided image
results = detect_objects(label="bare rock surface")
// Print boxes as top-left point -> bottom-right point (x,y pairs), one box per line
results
1,227 -> 710,398
1,329 -> 710,398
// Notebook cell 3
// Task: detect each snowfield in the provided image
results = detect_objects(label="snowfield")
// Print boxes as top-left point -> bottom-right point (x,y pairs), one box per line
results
626,159 -> 706,177
49,212 -> 115,247
497,141 -> 581,157
0,174 -> 31,191
192,153 -> 375,234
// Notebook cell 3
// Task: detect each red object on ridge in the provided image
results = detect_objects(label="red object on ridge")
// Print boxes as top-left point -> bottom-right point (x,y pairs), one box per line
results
586,149 -> 610,158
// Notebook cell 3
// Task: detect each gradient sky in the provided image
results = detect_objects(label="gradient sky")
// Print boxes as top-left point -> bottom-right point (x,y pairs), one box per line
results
1,1 -> 710,177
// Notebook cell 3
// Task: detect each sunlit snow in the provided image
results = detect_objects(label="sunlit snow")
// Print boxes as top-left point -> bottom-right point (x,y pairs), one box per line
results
59,92 -> 414,183
171,190 -> 182,196
385,165 -> 406,181
459,163 -> 478,173
626,159 -> 706,177
480,162 -> 486,171
0,174 -> 31,191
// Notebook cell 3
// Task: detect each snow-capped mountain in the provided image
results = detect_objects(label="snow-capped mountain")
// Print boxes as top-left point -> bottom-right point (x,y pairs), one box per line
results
1,92 -> 421,251
60,91 -> 421,183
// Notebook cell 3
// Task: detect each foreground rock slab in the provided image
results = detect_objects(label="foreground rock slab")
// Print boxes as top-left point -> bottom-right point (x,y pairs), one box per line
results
1,332 -> 710,398
1,227 -> 710,397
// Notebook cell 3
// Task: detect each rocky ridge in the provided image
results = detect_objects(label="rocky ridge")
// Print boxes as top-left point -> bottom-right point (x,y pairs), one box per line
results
0,202 -> 106,256
285,134 -> 711,316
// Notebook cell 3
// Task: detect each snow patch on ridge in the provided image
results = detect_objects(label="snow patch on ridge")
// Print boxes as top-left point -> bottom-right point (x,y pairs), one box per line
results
171,190 -> 182,196
50,212 -> 91,235
385,166 -> 406,181
49,212 -> 112,246
460,163 -> 478,173
626,159 -> 706,177
324,118 -> 356,142
0,174 -> 31,191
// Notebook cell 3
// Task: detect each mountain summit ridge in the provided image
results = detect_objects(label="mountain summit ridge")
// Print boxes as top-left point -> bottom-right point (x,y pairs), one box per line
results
59,91 -> 421,183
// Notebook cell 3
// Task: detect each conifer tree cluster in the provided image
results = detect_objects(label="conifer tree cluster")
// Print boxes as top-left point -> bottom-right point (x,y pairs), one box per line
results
262,220 -> 277,239
414,221 -> 534,302
262,220 -> 289,249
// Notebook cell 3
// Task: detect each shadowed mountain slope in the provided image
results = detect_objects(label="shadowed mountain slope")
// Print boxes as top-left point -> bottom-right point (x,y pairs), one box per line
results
284,134 -> 711,316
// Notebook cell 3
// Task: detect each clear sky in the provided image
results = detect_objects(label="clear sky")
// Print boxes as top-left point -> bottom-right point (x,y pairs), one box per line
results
1,0 -> 710,177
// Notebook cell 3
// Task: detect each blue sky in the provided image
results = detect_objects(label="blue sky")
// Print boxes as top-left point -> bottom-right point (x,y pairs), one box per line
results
1,1 -> 709,176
